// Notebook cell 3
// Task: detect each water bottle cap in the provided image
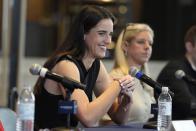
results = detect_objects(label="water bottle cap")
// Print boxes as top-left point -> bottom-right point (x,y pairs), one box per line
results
22,85 -> 33,92
162,87 -> 168,92
23,84 -> 32,88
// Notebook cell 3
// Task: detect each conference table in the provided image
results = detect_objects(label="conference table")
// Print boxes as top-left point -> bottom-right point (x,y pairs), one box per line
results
52,121 -> 157,131
82,124 -> 156,131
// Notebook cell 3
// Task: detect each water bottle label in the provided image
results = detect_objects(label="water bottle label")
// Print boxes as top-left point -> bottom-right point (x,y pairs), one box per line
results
158,102 -> 171,115
18,103 -> 35,120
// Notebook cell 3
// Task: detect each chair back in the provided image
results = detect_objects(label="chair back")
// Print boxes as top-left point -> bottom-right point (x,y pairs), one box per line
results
0,107 -> 16,131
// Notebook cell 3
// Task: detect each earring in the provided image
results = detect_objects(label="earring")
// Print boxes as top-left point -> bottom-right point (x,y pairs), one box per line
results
84,35 -> 86,40
124,50 -> 128,56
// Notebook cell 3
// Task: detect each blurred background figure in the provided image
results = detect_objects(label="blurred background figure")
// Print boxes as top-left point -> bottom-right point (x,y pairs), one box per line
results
1,0 -> 195,110
110,23 -> 156,123
157,25 -> 196,120
0,1 -> 195,129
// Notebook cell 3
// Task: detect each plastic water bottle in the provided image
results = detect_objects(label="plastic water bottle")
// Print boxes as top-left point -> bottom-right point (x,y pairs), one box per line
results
157,87 -> 172,131
16,86 -> 35,131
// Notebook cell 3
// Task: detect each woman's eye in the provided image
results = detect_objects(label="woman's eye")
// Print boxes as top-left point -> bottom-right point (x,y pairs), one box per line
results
135,39 -> 153,46
99,32 -> 105,36
137,40 -> 145,44
109,32 -> 113,37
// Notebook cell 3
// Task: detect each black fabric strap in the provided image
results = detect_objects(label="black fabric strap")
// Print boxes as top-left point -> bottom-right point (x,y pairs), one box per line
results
57,55 -> 100,101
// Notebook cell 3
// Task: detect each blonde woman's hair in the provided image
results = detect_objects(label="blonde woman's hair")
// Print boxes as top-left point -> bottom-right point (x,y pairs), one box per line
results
113,23 -> 154,75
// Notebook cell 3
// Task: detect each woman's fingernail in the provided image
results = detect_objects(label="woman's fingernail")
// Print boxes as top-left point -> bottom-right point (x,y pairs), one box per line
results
120,83 -> 123,87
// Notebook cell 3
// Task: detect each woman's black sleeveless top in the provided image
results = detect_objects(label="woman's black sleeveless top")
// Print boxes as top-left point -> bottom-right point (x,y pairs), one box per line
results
34,55 -> 100,130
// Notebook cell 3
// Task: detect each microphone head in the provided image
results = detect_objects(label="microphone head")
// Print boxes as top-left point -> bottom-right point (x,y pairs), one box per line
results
129,66 -> 139,77
29,64 -> 42,75
175,70 -> 185,80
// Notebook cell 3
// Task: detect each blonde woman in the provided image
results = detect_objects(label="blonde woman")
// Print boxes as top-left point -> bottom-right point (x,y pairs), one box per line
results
110,23 -> 156,123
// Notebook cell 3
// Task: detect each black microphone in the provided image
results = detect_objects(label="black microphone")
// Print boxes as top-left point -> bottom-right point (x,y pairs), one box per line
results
29,64 -> 86,92
129,67 -> 174,97
175,70 -> 196,85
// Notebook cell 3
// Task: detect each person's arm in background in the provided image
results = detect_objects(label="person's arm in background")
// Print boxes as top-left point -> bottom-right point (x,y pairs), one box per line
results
157,64 -> 191,120
170,80 -> 191,119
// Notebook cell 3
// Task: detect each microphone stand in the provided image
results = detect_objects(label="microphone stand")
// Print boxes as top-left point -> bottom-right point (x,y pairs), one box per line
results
58,88 -> 77,129
65,90 -> 72,128
49,75 -> 85,130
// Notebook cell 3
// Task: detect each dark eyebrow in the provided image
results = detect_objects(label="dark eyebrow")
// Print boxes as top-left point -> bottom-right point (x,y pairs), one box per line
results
97,30 -> 107,33
97,30 -> 113,34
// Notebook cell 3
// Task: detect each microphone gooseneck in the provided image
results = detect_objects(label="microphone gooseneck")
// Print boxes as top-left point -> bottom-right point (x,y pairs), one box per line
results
29,64 -> 86,92
129,67 -> 174,97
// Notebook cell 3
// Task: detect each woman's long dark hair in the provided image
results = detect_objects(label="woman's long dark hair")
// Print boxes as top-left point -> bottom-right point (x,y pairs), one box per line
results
34,5 -> 116,94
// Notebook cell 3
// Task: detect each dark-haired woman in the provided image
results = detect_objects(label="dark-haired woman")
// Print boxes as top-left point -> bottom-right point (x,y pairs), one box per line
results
34,5 -> 135,130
